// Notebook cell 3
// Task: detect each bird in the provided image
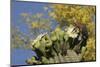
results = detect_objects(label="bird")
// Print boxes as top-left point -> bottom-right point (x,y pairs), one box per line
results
73,22 -> 88,47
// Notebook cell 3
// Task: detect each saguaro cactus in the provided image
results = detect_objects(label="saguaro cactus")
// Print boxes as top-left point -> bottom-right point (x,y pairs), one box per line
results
26,24 -> 89,64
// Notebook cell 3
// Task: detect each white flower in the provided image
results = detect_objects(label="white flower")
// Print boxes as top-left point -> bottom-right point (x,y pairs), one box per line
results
32,32 -> 47,46
66,25 -> 79,38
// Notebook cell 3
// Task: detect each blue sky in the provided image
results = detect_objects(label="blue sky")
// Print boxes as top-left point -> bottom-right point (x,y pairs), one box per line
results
11,0 -> 58,37
12,0 -> 56,34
